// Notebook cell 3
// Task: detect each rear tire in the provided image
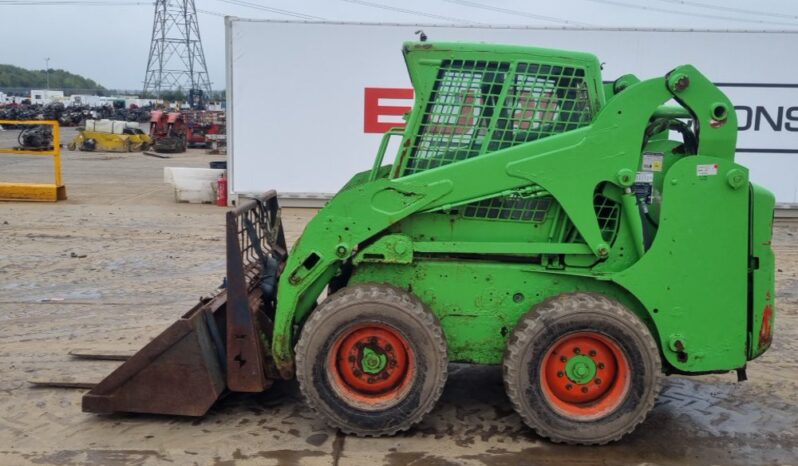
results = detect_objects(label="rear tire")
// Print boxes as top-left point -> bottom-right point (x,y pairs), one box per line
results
295,283 -> 447,436
503,292 -> 662,445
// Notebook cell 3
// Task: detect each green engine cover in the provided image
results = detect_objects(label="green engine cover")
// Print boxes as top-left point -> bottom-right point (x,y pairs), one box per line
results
748,183 -> 776,359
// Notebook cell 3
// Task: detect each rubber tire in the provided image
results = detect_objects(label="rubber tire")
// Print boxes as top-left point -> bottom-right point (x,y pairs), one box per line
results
295,283 -> 448,436
503,292 -> 662,445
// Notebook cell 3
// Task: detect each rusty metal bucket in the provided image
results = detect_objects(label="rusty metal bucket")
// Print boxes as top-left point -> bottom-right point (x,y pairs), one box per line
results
82,192 -> 286,416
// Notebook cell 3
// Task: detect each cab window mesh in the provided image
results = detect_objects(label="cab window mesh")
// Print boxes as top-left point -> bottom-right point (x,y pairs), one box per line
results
496,64 -> 592,149
403,60 -> 592,176
404,60 -> 508,174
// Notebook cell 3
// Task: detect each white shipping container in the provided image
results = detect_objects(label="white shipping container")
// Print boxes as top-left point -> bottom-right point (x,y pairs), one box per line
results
226,20 -> 798,203
30,89 -> 65,104
124,98 -> 157,108
68,94 -> 104,107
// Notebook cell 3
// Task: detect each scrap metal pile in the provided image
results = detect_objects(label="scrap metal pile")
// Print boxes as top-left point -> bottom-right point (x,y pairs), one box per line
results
68,119 -> 151,153
182,110 -> 225,150
1,101 -> 227,155
0,102 -> 152,127
16,125 -> 53,150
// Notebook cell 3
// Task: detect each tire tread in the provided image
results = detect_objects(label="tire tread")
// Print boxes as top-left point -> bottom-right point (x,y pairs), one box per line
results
502,292 -> 663,445
295,283 -> 448,437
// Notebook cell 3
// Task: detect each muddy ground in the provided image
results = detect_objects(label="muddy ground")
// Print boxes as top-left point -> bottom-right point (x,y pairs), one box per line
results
0,127 -> 796,465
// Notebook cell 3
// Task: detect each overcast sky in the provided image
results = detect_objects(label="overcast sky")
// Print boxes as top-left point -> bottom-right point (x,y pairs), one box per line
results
1,0 -> 797,90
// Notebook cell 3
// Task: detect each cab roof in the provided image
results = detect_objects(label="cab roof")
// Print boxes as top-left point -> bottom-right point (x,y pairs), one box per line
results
401,41 -> 601,68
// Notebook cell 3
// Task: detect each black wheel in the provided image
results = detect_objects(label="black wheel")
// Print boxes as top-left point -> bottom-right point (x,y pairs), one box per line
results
503,292 -> 662,445
295,283 -> 447,436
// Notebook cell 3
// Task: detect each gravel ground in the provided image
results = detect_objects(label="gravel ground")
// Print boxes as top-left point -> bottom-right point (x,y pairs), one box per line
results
0,127 -> 796,465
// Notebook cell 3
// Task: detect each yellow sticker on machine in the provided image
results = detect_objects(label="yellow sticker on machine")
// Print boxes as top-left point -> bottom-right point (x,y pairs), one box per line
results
642,152 -> 664,172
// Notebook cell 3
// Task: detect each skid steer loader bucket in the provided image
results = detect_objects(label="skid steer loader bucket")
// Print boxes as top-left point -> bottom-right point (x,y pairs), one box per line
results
82,192 -> 286,416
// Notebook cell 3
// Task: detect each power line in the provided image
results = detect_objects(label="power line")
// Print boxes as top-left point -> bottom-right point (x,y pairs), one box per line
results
652,0 -> 798,22
581,0 -> 798,28
0,1 -> 231,19
338,0 -> 484,24
0,1 -> 149,4
213,0 -> 323,20
197,8 -> 225,17
441,0 -> 594,27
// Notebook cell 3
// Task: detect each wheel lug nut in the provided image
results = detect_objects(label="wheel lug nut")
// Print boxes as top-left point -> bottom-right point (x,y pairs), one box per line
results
556,371 -> 564,378
589,350 -> 597,357
598,363 -> 605,370
381,372 -> 390,379
565,384 -> 573,390
560,356 -> 567,363
385,344 -> 392,351
369,337 -> 378,345
353,369 -> 362,377
573,347 -> 581,354
348,356 -> 356,363
581,386 -> 589,393
390,360 -> 397,368
595,378 -> 602,385
367,377 -> 375,384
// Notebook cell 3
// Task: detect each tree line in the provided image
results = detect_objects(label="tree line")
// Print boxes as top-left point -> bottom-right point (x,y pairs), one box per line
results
0,64 -> 226,102
0,64 -> 105,94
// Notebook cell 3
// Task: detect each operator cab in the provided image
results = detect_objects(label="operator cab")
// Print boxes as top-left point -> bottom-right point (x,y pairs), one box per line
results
395,42 -> 603,176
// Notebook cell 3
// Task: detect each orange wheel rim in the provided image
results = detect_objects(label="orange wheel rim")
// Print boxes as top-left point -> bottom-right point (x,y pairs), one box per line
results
328,323 -> 414,406
540,331 -> 630,420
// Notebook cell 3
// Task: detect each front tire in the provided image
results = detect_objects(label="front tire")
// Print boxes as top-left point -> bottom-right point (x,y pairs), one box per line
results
503,292 -> 662,445
295,283 -> 447,436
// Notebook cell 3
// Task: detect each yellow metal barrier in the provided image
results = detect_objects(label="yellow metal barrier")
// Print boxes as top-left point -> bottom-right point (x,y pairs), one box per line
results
0,120 -> 66,201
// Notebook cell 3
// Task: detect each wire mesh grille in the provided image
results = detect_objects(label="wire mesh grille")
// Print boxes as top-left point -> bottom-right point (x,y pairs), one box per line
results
494,63 -> 592,149
237,204 -> 270,268
404,60 -> 593,175
594,194 -> 620,243
462,196 -> 552,223
404,60 -> 508,174
231,196 -> 284,274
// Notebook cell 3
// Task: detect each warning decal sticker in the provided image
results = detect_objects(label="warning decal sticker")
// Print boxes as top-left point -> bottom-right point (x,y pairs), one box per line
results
697,164 -> 719,176
642,152 -> 664,172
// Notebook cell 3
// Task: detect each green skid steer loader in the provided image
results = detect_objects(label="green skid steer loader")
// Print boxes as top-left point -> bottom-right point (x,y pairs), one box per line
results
83,41 -> 776,445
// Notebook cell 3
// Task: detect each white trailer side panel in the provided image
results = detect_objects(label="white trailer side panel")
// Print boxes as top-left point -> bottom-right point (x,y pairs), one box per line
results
226,20 -> 798,202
